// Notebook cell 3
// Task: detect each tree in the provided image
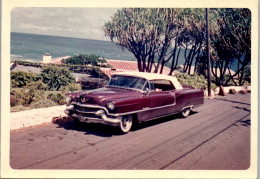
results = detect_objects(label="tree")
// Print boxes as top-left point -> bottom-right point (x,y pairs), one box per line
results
103,8 -> 251,86
178,9 -> 206,75
103,8 -> 185,74
210,8 -> 251,86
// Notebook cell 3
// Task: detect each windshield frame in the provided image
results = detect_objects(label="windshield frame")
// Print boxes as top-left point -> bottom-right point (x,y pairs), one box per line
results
106,75 -> 148,92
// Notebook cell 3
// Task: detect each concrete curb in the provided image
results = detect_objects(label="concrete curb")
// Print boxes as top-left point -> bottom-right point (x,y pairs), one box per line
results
10,105 -> 67,131
204,86 -> 251,98
215,86 -> 251,94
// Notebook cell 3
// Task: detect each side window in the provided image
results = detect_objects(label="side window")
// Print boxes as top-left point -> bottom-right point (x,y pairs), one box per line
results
150,80 -> 175,92
143,82 -> 149,91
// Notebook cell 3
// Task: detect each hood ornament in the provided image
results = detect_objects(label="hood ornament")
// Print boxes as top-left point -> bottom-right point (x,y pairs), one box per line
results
80,96 -> 88,103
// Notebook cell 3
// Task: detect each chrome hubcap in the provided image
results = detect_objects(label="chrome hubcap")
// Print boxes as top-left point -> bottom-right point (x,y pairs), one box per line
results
122,117 -> 129,128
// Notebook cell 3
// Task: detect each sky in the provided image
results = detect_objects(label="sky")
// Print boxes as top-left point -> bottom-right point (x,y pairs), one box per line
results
11,8 -> 118,41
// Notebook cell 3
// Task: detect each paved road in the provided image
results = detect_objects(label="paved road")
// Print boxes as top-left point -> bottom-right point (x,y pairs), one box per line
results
10,93 -> 251,170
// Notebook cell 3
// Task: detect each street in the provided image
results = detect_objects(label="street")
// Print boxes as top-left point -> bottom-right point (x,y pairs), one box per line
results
10,93 -> 251,170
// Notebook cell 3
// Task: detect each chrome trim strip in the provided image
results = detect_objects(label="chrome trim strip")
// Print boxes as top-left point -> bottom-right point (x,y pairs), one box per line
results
119,102 -> 176,116
76,102 -> 109,112
76,98 -> 176,117
75,109 -> 97,114
77,114 -> 121,125
147,111 -> 180,121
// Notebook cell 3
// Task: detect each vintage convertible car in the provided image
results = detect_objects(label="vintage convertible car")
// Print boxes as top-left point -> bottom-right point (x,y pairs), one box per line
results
64,72 -> 204,133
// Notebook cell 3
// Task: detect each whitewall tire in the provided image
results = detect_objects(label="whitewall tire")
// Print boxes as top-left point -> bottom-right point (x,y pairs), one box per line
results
181,107 -> 191,118
118,115 -> 133,134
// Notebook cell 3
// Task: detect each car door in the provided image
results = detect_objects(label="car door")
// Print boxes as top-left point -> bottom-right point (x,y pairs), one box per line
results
148,79 -> 176,119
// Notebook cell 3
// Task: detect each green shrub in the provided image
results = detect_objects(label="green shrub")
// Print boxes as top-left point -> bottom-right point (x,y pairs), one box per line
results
26,81 -> 49,91
12,60 -> 42,68
30,99 -> 58,109
174,73 -> 217,90
91,67 -> 109,80
11,105 -> 31,112
41,65 -> 75,91
61,83 -> 82,93
12,81 -> 49,106
47,92 -> 66,105
12,88 -> 45,106
81,81 -> 105,90
62,54 -> 107,66
48,83 -> 82,105
11,71 -> 41,88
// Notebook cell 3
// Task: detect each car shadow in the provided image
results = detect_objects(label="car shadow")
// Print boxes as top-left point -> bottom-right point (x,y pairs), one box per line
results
52,116 -> 118,137
132,111 -> 197,131
214,97 -> 250,106
52,111 -> 197,137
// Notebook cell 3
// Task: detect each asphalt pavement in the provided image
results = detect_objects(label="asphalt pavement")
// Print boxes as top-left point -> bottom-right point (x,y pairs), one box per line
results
10,93 -> 251,172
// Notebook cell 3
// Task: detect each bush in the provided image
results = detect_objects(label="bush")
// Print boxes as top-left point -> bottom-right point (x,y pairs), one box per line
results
174,73 -> 217,90
61,83 -> 82,93
41,65 -> 75,91
81,81 -> 106,90
11,81 -> 49,106
12,60 -> 42,68
47,93 -> 66,105
30,99 -> 58,109
12,88 -> 45,106
47,83 -> 82,105
26,81 -> 49,91
91,67 -> 109,80
11,105 -> 31,112
11,71 -> 41,88
62,54 -> 107,66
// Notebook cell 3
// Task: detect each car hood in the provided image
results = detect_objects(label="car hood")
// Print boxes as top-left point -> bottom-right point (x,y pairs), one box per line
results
78,87 -> 142,105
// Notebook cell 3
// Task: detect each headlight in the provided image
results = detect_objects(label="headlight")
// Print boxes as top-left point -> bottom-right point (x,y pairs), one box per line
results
65,96 -> 72,106
107,102 -> 115,110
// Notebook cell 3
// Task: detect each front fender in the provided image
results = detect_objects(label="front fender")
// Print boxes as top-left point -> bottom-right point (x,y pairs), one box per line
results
113,96 -> 147,114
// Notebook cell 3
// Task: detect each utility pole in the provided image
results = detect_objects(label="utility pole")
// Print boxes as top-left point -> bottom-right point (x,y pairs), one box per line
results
206,8 -> 211,97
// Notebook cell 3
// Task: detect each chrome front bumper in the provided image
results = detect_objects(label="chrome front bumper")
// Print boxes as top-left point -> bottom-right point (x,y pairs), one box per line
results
64,104 -> 121,126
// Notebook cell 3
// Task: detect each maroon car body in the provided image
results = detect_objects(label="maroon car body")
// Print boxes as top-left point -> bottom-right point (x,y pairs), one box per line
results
65,72 -> 204,133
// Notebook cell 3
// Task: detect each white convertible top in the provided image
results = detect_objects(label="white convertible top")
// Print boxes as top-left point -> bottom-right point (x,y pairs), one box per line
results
113,71 -> 183,90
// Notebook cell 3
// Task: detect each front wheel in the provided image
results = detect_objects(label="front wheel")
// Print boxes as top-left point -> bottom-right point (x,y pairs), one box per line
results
181,107 -> 191,118
118,115 -> 133,134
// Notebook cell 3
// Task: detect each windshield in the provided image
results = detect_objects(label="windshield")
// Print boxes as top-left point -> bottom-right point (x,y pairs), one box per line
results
107,75 -> 147,91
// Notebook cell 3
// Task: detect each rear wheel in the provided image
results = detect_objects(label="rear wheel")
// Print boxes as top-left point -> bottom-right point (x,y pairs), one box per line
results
118,115 -> 133,134
181,107 -> 191,118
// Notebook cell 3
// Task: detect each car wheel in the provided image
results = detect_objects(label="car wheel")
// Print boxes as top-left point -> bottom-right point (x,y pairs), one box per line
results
118,115 -> 133,134
181,107 -> 191,118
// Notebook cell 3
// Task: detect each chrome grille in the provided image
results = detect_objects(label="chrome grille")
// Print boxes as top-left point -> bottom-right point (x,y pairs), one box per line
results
74,104 -> 103,119
74,106 -> 100,113
75,112 -> 97,118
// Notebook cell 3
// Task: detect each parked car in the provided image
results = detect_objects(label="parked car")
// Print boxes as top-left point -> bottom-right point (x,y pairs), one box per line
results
65,72 -> 204,133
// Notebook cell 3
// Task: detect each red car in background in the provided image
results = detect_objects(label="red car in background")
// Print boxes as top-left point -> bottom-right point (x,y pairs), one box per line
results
65,72 -> 204,134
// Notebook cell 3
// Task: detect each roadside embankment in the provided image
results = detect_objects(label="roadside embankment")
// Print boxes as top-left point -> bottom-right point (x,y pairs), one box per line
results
10,105 -> 67,131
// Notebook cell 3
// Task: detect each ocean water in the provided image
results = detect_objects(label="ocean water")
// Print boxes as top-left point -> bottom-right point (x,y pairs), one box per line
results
11,32 -> 189,66
11,32 -> 239,71
11,32 -> 136,62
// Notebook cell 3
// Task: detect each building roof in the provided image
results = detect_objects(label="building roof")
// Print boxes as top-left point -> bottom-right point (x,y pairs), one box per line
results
107,59 -> 139,71
100,59 -> 172,78
50,56 -> 71,64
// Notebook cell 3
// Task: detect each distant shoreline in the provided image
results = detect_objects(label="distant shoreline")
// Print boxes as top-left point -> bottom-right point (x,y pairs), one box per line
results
11,31 -> 111,43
